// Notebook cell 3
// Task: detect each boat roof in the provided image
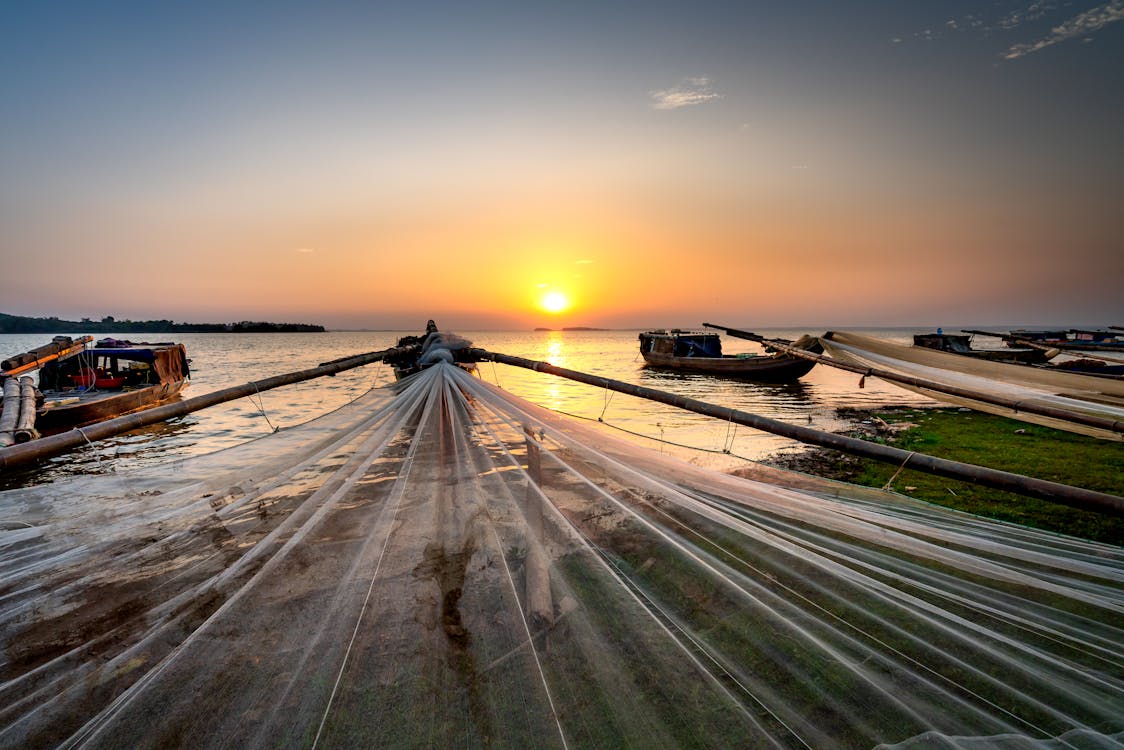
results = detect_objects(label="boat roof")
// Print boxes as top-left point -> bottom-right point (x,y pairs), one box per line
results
641,329 -> 718,338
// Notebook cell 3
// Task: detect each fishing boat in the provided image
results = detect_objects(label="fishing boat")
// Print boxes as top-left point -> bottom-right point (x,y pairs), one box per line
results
958,329 -> 1124,377
0,336 -> 190,443
638,329 -> 819,381
913,332 -> 1049,364
1003,328 -> 1124,352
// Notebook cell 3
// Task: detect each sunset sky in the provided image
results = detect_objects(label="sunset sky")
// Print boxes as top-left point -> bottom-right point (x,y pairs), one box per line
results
2,1 -> 1122,330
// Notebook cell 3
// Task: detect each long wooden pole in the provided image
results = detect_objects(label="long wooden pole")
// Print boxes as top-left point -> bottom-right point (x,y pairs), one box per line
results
703,323 -> 1124,437
0,345 -> 414,471
469,348 -> 1124,515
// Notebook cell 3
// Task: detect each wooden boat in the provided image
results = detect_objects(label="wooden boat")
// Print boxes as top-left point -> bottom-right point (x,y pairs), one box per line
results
638,330 -> 819,381
0,336 -> 190,442
913,333 -> 1048,364
959,329 -> 1124,377
1005,328 -> 1124,352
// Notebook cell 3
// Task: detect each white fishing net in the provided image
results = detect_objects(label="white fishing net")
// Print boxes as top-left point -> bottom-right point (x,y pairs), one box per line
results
820,332 -> 1124,440
0,361 -> 1121,748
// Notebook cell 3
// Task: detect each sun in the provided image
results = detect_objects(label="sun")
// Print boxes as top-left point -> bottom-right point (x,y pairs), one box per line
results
540,291 -> 570,314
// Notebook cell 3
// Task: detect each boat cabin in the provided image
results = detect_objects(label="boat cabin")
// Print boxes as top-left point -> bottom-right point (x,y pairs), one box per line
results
639,331 -> 723,358
1070,329 -> 1122,344
913,333 -> 976,354
37,340 -> 189,393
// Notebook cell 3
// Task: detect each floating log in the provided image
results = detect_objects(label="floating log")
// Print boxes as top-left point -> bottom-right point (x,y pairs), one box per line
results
703,323 -> 1124,438
0,344 -> 414,471
14,377 -> 38,443
0,379 -> 18,448
470,348 -> 1124,516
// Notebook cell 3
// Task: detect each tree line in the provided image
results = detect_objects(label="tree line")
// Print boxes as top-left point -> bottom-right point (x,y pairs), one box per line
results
0,313 -> 325,334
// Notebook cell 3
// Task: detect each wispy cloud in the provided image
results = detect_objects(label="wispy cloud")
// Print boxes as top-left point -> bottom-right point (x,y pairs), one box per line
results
649,77 -> 722,110
296,247 -> 316,254
1003,0 -> 1124,59
575,259 -> 593,265
998,1 -> 1056,31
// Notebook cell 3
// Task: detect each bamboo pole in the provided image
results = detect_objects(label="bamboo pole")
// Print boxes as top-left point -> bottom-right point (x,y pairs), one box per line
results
14,377 -> 38,443
703,324 -> 1124,437
470,348 -> 1124,516
0,379 -> 18,448
0,345 -> 413,471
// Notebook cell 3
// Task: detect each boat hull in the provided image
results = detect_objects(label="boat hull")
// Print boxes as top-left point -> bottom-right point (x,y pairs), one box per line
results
35,380 -> 187,434
640,352 -> 816,382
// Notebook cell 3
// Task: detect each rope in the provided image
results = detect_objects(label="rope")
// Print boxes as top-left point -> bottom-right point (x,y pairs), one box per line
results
598,381 -> 615,422
75,426 -> 107,470
722,412 -> 737,454
882,450 -> 916,491
248,381 -> 280,433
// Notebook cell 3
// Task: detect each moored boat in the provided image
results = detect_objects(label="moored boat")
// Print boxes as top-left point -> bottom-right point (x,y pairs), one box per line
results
913,332 -> 1049,364
0,336 -> 190,442
1004,328 -> 1124,352
638,329 -> 820,381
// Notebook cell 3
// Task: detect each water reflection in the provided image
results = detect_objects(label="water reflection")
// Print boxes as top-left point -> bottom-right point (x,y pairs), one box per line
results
0,328 -> 936,486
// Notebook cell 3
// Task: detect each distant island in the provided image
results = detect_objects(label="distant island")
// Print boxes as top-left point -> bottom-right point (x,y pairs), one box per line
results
562,326 -> 607,331
0,312 -> 325,334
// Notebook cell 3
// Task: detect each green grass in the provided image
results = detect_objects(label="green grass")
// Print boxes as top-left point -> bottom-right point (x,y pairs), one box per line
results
845,408 -> 1124,544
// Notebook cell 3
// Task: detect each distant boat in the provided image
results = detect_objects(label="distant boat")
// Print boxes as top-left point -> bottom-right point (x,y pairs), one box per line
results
913,332 -> 1048,364
959,329 -> 1124,377
1006,328 -> 1124,352
638,330 -> 819,382
0,336 -> 190,444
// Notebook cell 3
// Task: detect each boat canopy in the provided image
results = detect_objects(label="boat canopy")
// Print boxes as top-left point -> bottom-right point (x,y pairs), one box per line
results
91,344 -> 190,378
641,330 -> 723,357
0,358 -> 1120,747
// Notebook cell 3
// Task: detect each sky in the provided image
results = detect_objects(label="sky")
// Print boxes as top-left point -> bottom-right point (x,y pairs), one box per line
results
2,1 -> 1122,330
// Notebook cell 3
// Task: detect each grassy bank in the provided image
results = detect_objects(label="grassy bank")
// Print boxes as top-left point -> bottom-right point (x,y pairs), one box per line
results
765,407 -> 1124,545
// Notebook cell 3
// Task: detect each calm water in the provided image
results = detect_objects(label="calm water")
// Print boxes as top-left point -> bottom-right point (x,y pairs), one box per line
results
0,328 -> 936,487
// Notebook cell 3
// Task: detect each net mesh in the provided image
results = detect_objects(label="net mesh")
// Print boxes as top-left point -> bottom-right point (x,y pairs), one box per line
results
0,361 -> 1121,748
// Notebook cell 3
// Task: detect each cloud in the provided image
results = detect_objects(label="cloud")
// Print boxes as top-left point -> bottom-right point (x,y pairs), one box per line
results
998,1 -> 1056,31
649,77 -> 722,110
296,247 -> 316,254
1002,0 -> 1124,59
575,259 -> 593,265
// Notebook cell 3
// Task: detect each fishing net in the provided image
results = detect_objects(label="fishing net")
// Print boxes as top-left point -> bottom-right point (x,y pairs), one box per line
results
820,332 -> 1124,440
0,360 -> 1121,748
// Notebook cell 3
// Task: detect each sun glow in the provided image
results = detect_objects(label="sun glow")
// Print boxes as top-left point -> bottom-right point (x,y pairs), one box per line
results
540,291 -> 570,314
